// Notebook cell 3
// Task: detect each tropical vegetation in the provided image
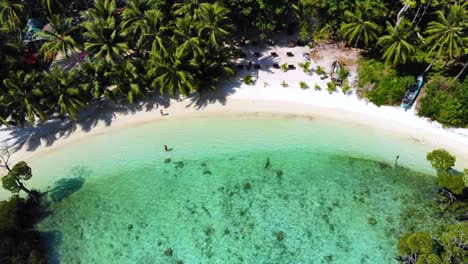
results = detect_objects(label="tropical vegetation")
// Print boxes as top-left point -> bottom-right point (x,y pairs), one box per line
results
397,149 -> 468,264
0,0 -> 236,126
0,0 -> 466,127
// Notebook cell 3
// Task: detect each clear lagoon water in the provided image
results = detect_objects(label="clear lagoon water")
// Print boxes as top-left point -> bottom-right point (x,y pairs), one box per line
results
27,114 -> 443,263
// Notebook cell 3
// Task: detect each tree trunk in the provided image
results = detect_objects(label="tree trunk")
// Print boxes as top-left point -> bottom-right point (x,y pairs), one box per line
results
455,61 -> 468,80
412,5 -> 421,23
397,3 -> 410,26
424,56 -> 438,74
354,31 -> 361,48
416,0 -> 432,27
16,179 -> 33,196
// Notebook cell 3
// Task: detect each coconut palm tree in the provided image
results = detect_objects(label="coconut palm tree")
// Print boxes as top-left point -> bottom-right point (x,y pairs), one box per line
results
38,15 -> 80,61
122,6 -> 167,53
82,15 -> 129,63
42,67 -> 85,119
86,0 -> 116,20
377,19 -> 416,65
0,26 -> 21,65
41,0 -> 66,15
425,4 -> 467,61
340,8 -> 381,48
110,60 -> 145,103
195,2 -> 234,48
0,70 -> 45,126
121,0 -> 161,29
82,0 -> 129,63
79,61 -> 115,101
0,0 -> 24,30
146,38 -> 199,96
173,0 -> 202,17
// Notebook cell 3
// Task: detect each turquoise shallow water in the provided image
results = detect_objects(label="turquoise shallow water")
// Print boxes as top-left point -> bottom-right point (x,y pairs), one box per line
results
28,115 -> 441,263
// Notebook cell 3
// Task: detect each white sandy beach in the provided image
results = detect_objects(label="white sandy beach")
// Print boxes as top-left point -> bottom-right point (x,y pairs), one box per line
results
1,43 -> 467,170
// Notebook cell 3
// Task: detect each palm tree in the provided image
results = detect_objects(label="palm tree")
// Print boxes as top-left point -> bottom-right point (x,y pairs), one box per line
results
42,67 -> 85,119
122,5 -> 167,53
41,0 -> 66,15
0,26 -> 21,65
82,0 -> 128,63
38,15 -> 80,61
340,8 -> 381,48
377,19 -> 416,65
0,0 -> 24,30
121,0 -> 161,29
110,60 -> 145,103
82,16 -> 129,63
79,61 -> 115,100
425,4 -> 467,62
173,0 -> 202,17
146,39 -> 199,96
195,2 -> 234,48
0,70 -> 45,126
86,0 -> 116,20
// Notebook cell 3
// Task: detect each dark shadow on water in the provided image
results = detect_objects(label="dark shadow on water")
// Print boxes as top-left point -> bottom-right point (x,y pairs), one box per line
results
47,177 -> 85,203
45,166 -> 91,203
41,230 -> 63,264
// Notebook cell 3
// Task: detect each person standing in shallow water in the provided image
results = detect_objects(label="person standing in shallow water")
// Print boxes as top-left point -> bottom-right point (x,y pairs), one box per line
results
265,157 -> 270,169
164,145 -> 168,151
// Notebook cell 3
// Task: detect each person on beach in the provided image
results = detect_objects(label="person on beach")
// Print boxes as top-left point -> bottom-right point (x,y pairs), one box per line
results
164,145 -> 168,151
160,109 -> 164,116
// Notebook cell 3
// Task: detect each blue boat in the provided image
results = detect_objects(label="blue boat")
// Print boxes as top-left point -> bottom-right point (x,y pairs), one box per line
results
401,75 -> 423,111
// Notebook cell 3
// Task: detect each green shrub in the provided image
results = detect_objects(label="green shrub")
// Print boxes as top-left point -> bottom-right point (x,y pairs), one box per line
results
243,73 -> 254,85
314,84 -> 321,91
358,59 -> 413,106
341,81 -> 351,94
298,61 -> 311,73
327,82 -> 336,94
338,65 -> 349,80
398,231 -> 434,256
281,81 -> 288,87
418,76 -> 468,128
281,63 -> 288,72
299,81 -> 308,89
316,65 -> 325,75
437,172 -> 465,195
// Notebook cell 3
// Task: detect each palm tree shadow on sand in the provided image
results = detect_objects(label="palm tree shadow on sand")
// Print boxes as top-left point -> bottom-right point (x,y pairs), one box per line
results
1,94 -> 171,153
185,76 -> 242,109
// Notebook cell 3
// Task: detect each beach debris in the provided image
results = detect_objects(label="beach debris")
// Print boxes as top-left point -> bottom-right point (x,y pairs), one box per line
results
243,182 -> 252,190
164,158 -> 171,163
275,231 -> 285,241
164,248 -> 173,257
368,217 -> 378,225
